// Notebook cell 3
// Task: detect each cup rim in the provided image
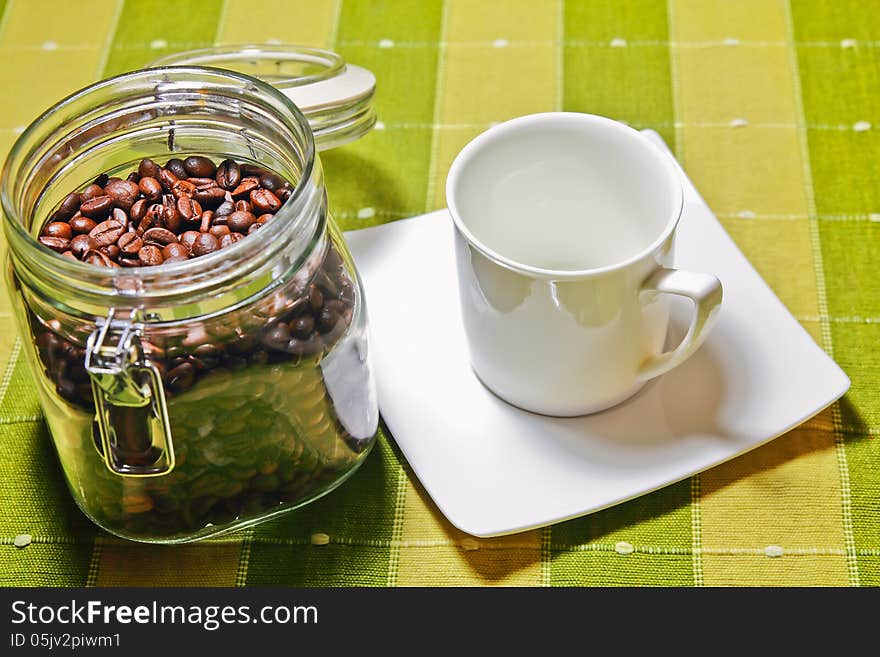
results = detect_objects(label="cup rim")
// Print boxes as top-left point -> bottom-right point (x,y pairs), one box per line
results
445,112 -> 685,280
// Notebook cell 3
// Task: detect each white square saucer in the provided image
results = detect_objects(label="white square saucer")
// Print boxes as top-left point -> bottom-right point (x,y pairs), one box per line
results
343,131 -> 850,538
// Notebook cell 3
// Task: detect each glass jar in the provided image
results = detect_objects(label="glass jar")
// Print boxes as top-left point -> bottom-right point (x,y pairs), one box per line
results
0,66 -> 379,543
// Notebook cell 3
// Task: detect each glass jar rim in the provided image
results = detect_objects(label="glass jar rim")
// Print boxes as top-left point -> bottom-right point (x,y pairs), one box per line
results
1,65 -> 322,315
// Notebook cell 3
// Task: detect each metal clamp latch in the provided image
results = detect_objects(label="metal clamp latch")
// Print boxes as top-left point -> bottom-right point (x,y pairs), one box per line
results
85,309 -> 174,477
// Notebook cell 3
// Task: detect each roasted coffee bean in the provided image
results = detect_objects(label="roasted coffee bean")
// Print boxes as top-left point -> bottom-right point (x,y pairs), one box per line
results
165,158 -> 188,179
89,219 -> 125,246
38,236 -> 70,252
191,232 -> 219,256
276,186 -> 293,202
227,210 -> 255,233
183,156 -> 216,178
138,244 -> 163,266
187,177 -> 216,187
193,185 -> 225,208
231,177 -> 259,198
92,173 -> 109,187
176,197 -> 202,221
291,315 -> 315,339
240,163 -> 267,177
219,232 -> 243,248
130,198 -> 149,223
259,172 -> 284,191
256,213 -> 274,225
250,188 -> 282,213
138,176 -> 162,201
80,183 -> 104,202
162,242 -> 188,259
138,158 -> 160,178
104,179 -> 139,211
209,225 -> 231,237
317,306 -> 339,333
162,195 -> 182,232
165,361 -> 195,393
309,285 -> 323,311
43,222 -> 73,240
288,334 -> 324,357
127,171 -> 141,183
263,322 -> 291,350
80,195 -> 113,219
85,249 -> 115,267
163,255 -> 189,264
234,199 -> 251,213
199,210 -> 214,233
214,200 -> 234,217
70,234 -> 97,257
54,192 -> 82,220
143,227 -> 178,245
158,168 -> 178,192
119,257 -> 142,267
118,232 -> 144,256
216,159 -> 240,189
69,216 -> 97,235
179,231 -> 200,252
139,204 -> 163,234
61,250 -> 77,259
247,223 -> 261,235
172,179 -> 196,200
111,207 -> 128,229
100,244 -> 121,260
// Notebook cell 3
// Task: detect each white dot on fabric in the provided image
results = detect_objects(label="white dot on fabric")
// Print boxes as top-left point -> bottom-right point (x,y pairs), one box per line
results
615,541 -> 634,555
729,118 -> 749,128
868,213 -> 880,223
41,41 -> 58,51
461,538 -> 480,551
150,39 -> 168,50
765,545 -> 784,558
738,210 -> 756,219
357,207 -> 376,219
723,37 -> 740,46
853,121 -> 871,132
378,39 -> 395,49
14,534 -> 32,548
492,38 -> 509,48
610,38 -> 627,48
310,532 -> 330,546
13,125 -> 26,135
840,38 -> 857,48
265,38 -> 282,45
374,120 -> 386,130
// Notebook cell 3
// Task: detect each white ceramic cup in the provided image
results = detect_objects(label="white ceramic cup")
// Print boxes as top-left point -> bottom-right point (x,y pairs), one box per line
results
446,112 -> 722,416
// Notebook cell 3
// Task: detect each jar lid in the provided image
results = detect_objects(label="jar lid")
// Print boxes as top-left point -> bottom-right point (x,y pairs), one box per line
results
150,45 -> 376,151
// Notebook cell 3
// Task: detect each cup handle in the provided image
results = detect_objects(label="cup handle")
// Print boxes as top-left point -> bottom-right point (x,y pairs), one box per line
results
636,267 -> 723,382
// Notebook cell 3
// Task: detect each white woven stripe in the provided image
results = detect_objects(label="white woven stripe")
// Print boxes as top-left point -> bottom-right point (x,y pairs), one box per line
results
783,0 -> 860,586
0,338 -> 21,408
423,0 -> 451,213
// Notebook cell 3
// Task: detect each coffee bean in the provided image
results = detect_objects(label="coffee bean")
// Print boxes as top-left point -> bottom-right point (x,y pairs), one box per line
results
80,195 -> 113,219
309,285 -> 323,311
89,219 -> 125,246
317,306 -> 339,333
162,195 -> 182,232
162,242 -> 188,259
183,156 -> 216,178
227,210 -> 255,233
163,255 -> 189,264
111,207 -> 129,229
219,232 -> 244,248
191,233 -> 219,256
165,361 -> 195,393
38,236 -> 70,252
176,197 -> 202,221
119,257 -> 142,267
54,192 -> 82,220
247,223 -> 261,235
143,227 -> 178,245
256,213 -> 274,225
118,232 -> 144,255
43,222 -> 73,240
158,168 -> 178,192
92,173 -> 109,187
234,199 -> 252,213
138,158 -> 160,178
101,244 -> 121,260
291,315 -> 315,339
231,177 -> 259,199
240,163 -> 267,177
214,200 -> 235,217
138,176 -> 162,201
193,185 -> 225,208
69,216 -> 97,234
104,179 -> 139,211
216,159 -> 241,189
80,184 -> 104,202
130,198 -> 148,223
138,244 -> 164,266
85,249 -> 115,267
179,231 -> 200,252
139,204 -> 163,234
61,250 -> 76,259
172,180 -> 196,200
199,210 -> 213,233
259,172 -> 285,191
276,186 -> 293,202
165,158 -> 188,179
250,188 -> 282,213
209,225 -> 230,237
263,322 -> 291,350
70,234 -> 97,257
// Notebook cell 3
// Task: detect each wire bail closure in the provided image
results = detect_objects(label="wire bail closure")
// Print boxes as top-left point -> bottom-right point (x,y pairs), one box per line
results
85,309 -> 174,477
